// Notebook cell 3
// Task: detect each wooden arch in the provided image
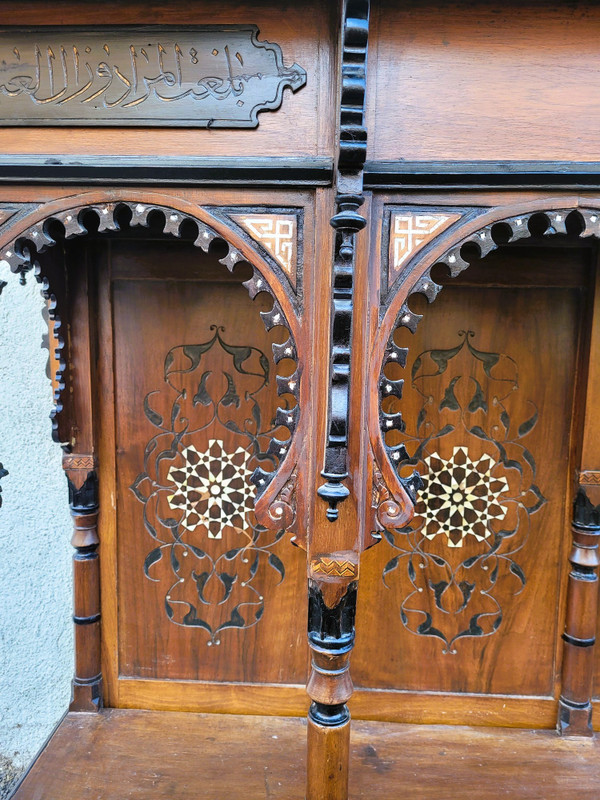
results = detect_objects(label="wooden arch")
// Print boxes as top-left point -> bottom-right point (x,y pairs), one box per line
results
371,199 -> 600,507
0,190 -> 304,534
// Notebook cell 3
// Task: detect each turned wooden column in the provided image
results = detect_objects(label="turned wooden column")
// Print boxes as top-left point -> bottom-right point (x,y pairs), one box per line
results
558,482 -> 600,735
64,455 -> 102,712
306,554 -> 358,800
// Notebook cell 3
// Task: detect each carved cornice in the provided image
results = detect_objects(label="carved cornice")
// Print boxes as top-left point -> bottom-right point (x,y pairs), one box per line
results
318,0 -> 370,521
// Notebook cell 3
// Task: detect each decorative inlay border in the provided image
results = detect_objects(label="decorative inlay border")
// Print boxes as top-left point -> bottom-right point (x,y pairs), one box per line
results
62,454 -> 96,471
579,470 -> 600,486
310,555 -> 358,579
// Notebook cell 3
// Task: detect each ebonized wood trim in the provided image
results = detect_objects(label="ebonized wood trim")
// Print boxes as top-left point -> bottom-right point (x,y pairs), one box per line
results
0,155 -> 333,187
364,161 -> 600,190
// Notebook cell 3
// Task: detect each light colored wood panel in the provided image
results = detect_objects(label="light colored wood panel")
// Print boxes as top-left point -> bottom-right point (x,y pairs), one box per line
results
591,699 -> 600,729
368,1 -> 600,162
118,678 -> 309,715
13,710 -> 600,799
350,690 -> 557,729
0,1 -> 334,158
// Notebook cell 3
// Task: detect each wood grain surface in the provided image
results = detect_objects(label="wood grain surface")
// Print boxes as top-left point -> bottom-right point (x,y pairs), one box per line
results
368,1 -> 600,162
93,236 -> 308,693
12,709 -> 600,799
353,243 -> 591,726
0,1 -> 335,158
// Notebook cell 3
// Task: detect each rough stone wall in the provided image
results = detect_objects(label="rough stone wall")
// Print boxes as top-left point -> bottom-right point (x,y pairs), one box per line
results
0,261 -> 73,795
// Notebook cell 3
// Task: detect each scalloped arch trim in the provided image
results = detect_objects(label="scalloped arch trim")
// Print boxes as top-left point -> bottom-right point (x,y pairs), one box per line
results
0,199 -> 299,502
379,204 -> 600,486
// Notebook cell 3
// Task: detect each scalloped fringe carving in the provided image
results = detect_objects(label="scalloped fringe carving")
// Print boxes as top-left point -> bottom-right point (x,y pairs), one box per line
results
1,201 -> 299,514
379,206 -> 599,513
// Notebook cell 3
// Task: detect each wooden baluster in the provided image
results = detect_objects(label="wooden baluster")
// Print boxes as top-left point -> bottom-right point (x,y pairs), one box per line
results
306,555 -> 358,800
64,455 -> 102,712
558,262 -> 600,734
558,483 -> 600,735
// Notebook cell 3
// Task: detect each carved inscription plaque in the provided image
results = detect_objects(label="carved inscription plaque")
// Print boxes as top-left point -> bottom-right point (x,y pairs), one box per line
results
0,26 -> 306,127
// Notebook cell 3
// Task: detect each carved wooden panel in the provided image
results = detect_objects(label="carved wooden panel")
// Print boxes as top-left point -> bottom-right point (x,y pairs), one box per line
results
102,238 -> 307,685
0,26 -> 306,127
354,245 -> 588,714
0,2 -> 332,160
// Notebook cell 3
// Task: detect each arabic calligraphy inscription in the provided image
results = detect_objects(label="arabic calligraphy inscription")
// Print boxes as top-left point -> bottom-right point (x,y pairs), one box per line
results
0,26 -> 307,127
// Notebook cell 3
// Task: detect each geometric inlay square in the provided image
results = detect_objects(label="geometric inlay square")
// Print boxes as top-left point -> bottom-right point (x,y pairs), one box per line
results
167,439 -> 252,539
419,446 -> 509,548
233,213 -> 297,288
389,212 -> 461,282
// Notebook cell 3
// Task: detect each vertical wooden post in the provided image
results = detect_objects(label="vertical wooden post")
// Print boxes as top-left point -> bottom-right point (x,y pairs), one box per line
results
558,261 -> 600,734
558,483 -> 600,735
306,556 -> 358,800
64,455 -> 102,712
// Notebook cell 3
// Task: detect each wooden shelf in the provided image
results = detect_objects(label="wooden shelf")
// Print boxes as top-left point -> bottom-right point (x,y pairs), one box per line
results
11,709 -> 600,799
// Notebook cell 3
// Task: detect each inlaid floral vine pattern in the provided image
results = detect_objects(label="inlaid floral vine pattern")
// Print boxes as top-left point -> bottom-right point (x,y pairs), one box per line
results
130,325 -> 288,646
382,330 -> 547,653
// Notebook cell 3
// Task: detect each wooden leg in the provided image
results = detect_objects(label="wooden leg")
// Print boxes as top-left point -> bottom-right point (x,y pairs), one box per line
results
306,574 -> 357,800
64,458 -> 102,712
557,486 -> 600,735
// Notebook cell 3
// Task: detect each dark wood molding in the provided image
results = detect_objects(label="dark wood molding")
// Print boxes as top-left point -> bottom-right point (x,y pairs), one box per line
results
0,155 -> 333,187
364,161 -> 600,190
318,0 -> 369,522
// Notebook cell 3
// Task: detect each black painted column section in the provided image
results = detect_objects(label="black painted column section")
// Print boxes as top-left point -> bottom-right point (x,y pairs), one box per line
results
306,573 -> 358,800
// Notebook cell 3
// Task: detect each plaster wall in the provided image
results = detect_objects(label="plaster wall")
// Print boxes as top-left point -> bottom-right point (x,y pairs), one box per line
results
0,260 -> 72,785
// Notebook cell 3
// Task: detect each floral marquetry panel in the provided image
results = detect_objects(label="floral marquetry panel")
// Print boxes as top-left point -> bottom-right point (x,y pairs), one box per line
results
353,245 -> 590,709
105,237 -> 307,685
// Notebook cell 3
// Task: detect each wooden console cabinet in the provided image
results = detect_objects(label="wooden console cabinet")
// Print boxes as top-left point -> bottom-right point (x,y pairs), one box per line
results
3,2 -> 600,798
